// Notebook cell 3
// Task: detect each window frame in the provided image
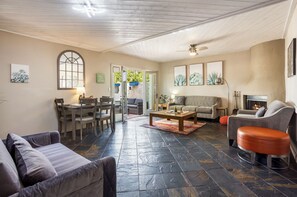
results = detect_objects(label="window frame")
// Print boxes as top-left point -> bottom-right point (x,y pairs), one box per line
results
57,50 -> 85,90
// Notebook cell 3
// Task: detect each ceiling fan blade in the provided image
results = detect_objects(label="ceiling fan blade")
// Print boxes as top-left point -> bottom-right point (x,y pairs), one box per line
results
176,50 -> 187,52
197,46 -> 208,51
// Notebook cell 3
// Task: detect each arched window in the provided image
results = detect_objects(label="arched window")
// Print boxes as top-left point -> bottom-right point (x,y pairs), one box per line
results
57,50 -> 85,89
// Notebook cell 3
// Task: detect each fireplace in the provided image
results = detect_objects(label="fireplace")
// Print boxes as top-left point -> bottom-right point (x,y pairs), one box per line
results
243,95 -> 267,110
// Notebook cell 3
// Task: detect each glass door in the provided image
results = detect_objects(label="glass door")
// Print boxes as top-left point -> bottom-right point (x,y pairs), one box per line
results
111,65 -> 128,122
144,71 -> 158,115
121,68 -> 128,122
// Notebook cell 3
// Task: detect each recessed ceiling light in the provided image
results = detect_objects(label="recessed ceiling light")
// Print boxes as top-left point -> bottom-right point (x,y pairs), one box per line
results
73,0 -> 105,18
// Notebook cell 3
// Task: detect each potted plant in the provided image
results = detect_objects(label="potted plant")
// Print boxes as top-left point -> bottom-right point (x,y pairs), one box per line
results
159,94 -> 169,104
127,70 -> 143,86
114,72 -> 122,87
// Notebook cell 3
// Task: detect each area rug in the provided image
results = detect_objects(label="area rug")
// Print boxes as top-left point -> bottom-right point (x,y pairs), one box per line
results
141,119 -> 206,135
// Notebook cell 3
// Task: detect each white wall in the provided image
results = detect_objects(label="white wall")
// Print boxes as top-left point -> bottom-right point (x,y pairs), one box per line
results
0,31 -> 159,138
285,2 -> 297,109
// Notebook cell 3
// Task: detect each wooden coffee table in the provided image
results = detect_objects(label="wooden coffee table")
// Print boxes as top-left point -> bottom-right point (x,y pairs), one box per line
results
149,111 -> 197,131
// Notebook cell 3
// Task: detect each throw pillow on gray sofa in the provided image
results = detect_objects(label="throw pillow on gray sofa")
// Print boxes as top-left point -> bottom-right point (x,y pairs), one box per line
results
175,96 -> 185,105
7,133 -> 57,186
0,140 -> 21,196
255,106 -> 266,117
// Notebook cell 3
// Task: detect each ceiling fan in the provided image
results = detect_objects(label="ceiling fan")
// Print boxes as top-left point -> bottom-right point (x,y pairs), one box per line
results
188,44 -> 208,56
177,44 -> 208,56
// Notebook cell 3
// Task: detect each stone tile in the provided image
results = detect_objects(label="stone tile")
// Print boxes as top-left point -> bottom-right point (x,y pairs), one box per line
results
138,163 -> 160,175
117,175 -> 139,192
269,179 -> 297,196
117,191 -> 139,197
162,173 -> 190,188
184,170 -> 216,187
118,155 -> 138,165
159,162 -> 182,173
63,118 -> 297,196
198,158 -> 222,170
195,185 -> 227,197
117,164 -> 138,176
167,187 -> 198,197
178,161 -> 203,172
245,180 -> 286,197
139,189 -> 169,197
139,174 -> 166,190
172,152 -> 196,162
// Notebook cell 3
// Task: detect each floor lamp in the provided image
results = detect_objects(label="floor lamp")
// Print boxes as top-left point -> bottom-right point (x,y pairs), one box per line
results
216,77 -> 230,113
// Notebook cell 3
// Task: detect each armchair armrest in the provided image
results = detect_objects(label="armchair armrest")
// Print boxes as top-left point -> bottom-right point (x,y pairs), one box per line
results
211,103 -> 218,117
22,131 -> 60,148
237,109 -> 257,115
16,158 -> 105,197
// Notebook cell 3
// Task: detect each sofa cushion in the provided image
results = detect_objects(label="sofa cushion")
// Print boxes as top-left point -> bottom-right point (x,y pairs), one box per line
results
185,96 -> 219,107
182,106 -> 197,112
127,98 -> 136,104
264,100 -> 286,117
7,133 -> 57,186
36,143 -> 90,175
175,96 -> 185,105
255,106 -> 266,117
197,106 -> 212,114
0,140 -> 22,196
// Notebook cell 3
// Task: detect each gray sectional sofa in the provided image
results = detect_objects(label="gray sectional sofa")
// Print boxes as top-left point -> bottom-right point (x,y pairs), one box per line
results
169,95 -> 221,119
0,131 -> 116,197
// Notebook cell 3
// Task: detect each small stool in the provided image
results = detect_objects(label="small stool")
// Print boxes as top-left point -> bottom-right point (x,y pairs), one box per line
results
219,116 -> 228,125
237,126 -> 290,169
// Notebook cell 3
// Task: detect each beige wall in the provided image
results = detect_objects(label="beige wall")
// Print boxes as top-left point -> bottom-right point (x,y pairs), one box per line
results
0,31 -> 159,138
160,39 -> 285,114
285,3 -> 297,109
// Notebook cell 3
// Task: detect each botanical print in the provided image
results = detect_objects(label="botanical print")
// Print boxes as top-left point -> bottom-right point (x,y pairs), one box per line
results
11,64 -> 29,83
189,64 -> 203,85
288,38 -> 296,78
174,65 -> 187,86
207,61 -> 223,85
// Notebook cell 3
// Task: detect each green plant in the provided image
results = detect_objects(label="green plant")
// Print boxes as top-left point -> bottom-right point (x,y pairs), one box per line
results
207,72 -> 221,85
159,94 -> 169,103
174,75 -> 186,86
114,72 -> 122,83
127,70 -> 143,83
189,72 -> 203,85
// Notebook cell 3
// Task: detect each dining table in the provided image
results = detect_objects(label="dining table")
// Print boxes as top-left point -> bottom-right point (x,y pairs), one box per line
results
64,103 -> 115,140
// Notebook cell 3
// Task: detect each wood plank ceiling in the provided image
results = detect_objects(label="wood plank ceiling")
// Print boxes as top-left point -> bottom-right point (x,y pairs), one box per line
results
0,0 -> 291,62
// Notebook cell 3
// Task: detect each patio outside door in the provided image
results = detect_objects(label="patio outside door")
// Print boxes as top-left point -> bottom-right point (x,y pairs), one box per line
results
144,71 -> 158,115
111,65 -> 128,122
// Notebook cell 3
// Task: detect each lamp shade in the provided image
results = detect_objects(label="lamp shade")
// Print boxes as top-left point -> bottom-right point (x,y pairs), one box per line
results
76,87 -> 86,95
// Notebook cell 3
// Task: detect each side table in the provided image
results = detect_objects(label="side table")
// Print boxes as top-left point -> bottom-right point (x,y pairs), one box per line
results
217,106 -> 228,116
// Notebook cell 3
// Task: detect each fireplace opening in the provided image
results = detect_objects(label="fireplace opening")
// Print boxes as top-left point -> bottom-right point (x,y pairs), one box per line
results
243,95 -> 267,110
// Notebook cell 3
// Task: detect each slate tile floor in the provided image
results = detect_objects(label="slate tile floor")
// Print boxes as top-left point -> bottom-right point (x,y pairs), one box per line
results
61,117 -> 297,197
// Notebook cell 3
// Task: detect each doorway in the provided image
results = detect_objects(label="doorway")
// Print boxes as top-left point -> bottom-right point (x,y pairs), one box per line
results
144,71 -> 158,115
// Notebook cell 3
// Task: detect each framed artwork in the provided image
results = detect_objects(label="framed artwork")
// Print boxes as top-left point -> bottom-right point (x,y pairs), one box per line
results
96,73 -> 105,84
11,64 -> 29,83
188,63 -> 204,85
174,65 -> 187,86
207,61 -> 223,85
288,38 -> 296,78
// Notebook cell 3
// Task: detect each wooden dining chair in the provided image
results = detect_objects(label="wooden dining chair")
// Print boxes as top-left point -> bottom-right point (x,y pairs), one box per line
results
96,97 -> 114,134
75,98 -> 97,140
54,98 -> 72,137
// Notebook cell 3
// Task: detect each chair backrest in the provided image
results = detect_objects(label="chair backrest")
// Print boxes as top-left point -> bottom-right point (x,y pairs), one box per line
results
99,97 -> 114,117
78,98 -> 97,119
54,98 -> 65,118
